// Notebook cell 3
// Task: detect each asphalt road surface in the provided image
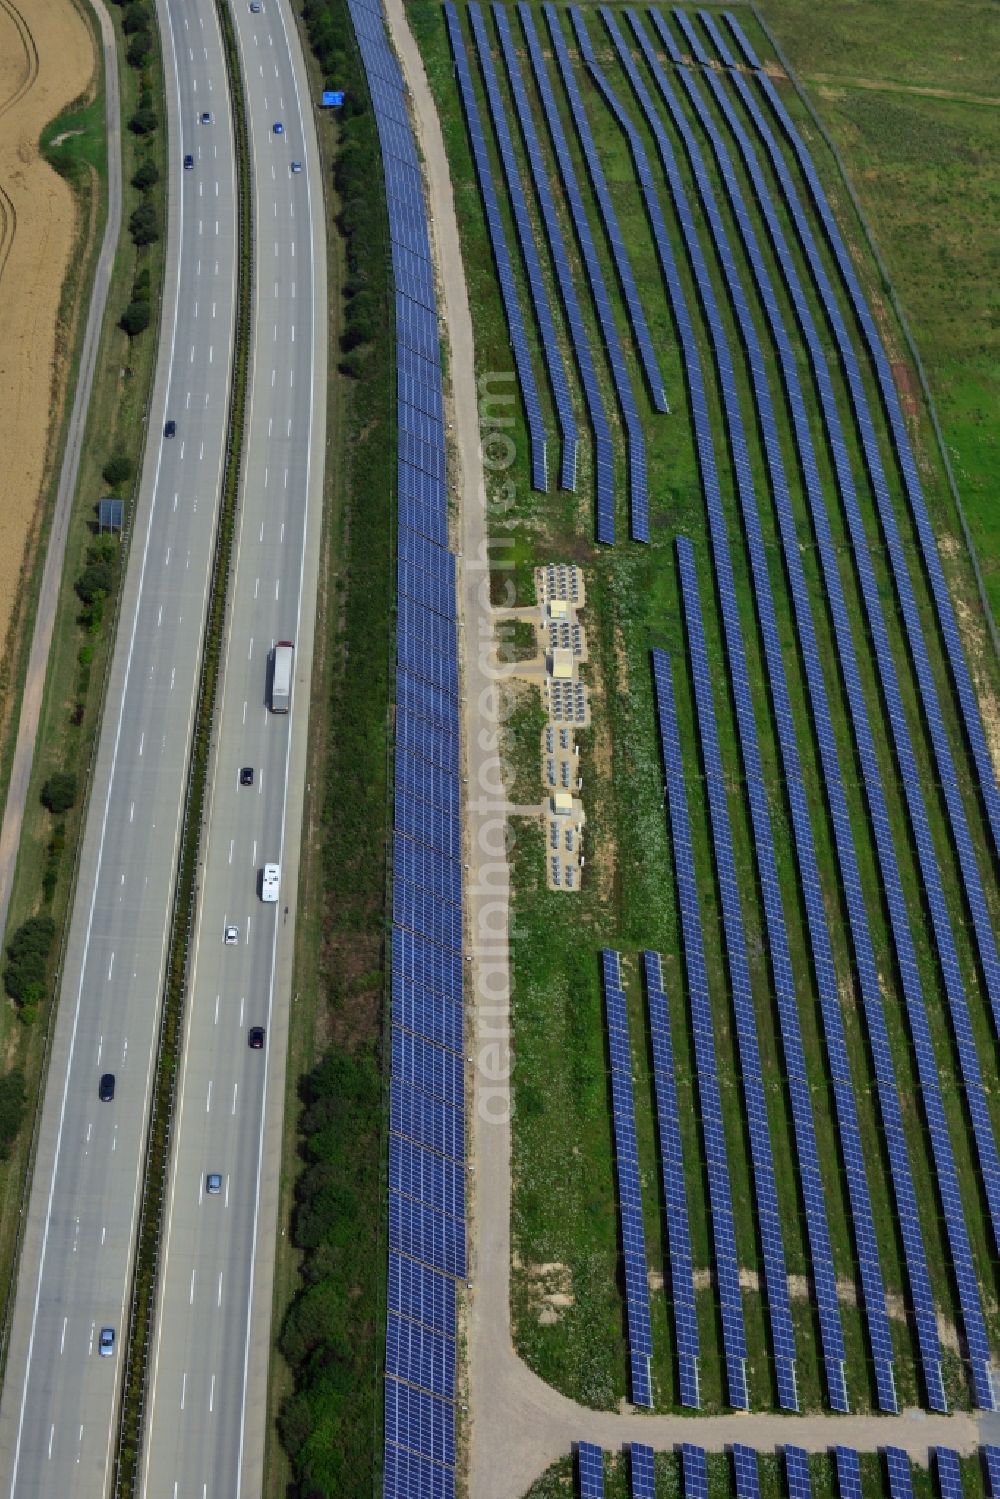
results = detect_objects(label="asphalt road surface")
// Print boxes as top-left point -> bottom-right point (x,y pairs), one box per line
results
0,0 -> 238,1490
137,0 -> 326,1493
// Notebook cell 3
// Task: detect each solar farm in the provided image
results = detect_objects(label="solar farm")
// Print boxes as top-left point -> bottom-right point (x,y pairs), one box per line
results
354,0 -> 1000,1492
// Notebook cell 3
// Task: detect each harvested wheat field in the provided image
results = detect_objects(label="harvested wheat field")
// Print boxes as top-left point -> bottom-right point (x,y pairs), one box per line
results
0,0 -> 95,656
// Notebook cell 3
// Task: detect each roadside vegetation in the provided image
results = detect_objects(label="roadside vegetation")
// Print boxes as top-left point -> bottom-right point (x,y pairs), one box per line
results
412,0 -> 1000,1418
0,0 -> 167,1377
263,1 -> 394,1494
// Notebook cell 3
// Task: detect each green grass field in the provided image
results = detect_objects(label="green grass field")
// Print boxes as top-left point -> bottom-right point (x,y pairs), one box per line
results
410,0 -> 1000,1422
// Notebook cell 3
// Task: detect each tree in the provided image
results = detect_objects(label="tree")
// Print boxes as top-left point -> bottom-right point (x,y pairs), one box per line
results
127,32 -> 152,67
128,107 -> 157,136
120,299 -> 151,337
129,201 -> 159,246
40,772 -> 77,816
131,159 -> 159,192
102,451 -> 132,487
75,561 -> 114,608
4,916 -> 55,1006
122,2 -> 149,32
0,1071 -> 26,1160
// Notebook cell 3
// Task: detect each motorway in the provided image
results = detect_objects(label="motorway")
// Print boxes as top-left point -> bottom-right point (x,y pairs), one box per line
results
0,0 -> 238,1489
138,0 -> 325,1491
0,0 -> 324,1492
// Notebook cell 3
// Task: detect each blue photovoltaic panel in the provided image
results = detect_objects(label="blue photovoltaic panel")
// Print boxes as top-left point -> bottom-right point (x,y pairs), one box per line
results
390,1079 -> 464,1162
629,1443 -> 655,1499
985,1446 -> 1000,1497
383,1443 -> 454,1499
601,949 -> 653,1407
578,1443 -> 605,1498
492,4 -> 616,542
520,4 -> 650,543
785,1447 -> 812,1499
607,2 -> 947,1413
682,1444 -> 707,1499
695,9 -> 738,69
542,5 -> 668,419
386,1312 -> 456,1400
467,4 -> 577,491
444,3 -> 548,491
650,649 -> 748,1411
389,1192 -> 467,1279
390,1038 -> 464,1119
387,1251 -> 457,1340
725,10 -> 1000,869
384,1377 -> 455,1466
835,1448 -> 863,1499
733,1444 -> 760,1499
668,9 -> 1000,1315
664,10 -> 995,1408
643,950 -> 700,1408
389,1133 -> 470,1229
935,1449 -> 963,1499
885,1448 -> 914,1499
677,543 -> 800,1410
672,6 -> 712,64
349,5 -> 468,1478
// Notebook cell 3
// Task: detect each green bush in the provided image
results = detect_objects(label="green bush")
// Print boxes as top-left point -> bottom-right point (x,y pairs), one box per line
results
129,201 -> 159,246
75,561 -> 114,609
4,916 -> 56,1007
102,451 -> 133,487
121,299 -> 151,337
0,1071 -> 26,1160
40,773 -> 77,816
133,266 -> 151,298
122,3 -> 149,33
128,107 -> 157,136
131,159 -> 159,192
127,32 -> 153,68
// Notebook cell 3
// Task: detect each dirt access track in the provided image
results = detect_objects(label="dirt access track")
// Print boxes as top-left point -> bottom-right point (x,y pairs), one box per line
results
0,0 -> 96,662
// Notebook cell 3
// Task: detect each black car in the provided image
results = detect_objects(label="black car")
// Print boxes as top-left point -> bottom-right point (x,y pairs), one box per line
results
248,1027 -> 265,1050
164,419 -> 176,438
99,1073 -> 115,1102
240,766 -> 254,786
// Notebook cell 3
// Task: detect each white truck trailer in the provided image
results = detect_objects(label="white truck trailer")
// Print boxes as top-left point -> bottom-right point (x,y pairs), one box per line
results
270,640 -> 294,713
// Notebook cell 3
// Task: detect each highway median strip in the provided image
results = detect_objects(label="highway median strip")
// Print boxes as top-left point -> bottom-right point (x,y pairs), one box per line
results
112,0 -> 253,1490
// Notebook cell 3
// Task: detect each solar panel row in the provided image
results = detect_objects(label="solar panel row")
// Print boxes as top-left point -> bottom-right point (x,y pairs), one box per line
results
656,7 -> 996,1408
642,951 -> 700,1408
675,545 -> 799,1410
578,1442 -> 605,1498
682,1444 -> 707,1499
345,1 -> 465,1491
885,1447 -> 914,1499
675,13 -> 1000,1282
492,4 -> 616,540
785,1447 -> 812,1499
651,649 -> 748,1410
733,1443 -> 760,1499
986,1445 -> 1000,1497
629,1442 -> 655,1499
723,11 -> 1000,871
465,5 -> 578,491
633,12 -> 902,1411
542,5 -> 668,422
444,3 -> 548,491
601,949 -> 654,1407
609,3 -> 951,1413
935,1448 -> 964,1499
517,3 -> 651,543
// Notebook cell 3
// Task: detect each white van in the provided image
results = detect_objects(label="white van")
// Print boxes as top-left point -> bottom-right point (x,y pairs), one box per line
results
261,863 -> 280,903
